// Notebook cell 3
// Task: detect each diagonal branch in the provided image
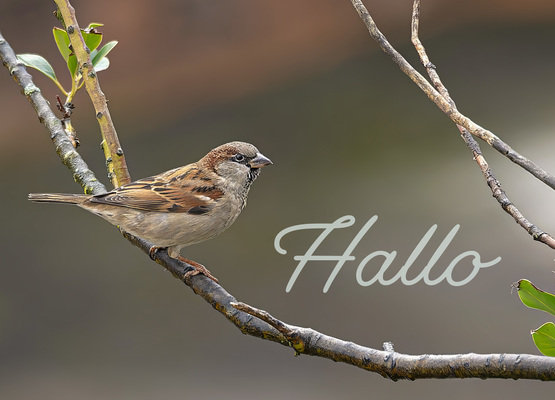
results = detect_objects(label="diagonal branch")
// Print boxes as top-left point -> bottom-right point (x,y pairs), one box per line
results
350,0 -> 555,191
125,230 -> 555,381
351,0 -> 555,249
410,0 -> 453,105
460,129 -> 555,248
409,0 -> 555,249
0,31 -> 106,195
54,0 -> 131,188
120,231 -> 289,344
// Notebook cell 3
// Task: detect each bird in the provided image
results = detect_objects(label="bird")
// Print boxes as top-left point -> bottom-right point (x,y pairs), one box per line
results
28,141 -> 272,283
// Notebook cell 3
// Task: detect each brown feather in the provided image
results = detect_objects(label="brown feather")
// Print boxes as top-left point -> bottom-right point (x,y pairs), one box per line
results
89,165 -> 224,213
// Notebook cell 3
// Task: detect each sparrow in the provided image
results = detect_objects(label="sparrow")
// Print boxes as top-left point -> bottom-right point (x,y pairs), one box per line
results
28,141 -> 272,283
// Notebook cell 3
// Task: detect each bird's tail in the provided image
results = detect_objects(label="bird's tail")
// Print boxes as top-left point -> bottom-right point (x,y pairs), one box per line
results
28,193 -> 88,204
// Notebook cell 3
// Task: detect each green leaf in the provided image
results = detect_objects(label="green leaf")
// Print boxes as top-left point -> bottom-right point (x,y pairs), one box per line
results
53,27 -> 78,78
86,22 -> 104,30
94,57 -> 110,72
515,279 -> 555,316
91,41 -> 117,68
53,27 -> 71,62
532,322 -> 555,357
82,31 -> 103,53
17,54 -> 58,82
67,54 -> 78,79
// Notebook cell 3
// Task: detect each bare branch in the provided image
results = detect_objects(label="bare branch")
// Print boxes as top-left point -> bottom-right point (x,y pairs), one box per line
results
410,0 -> 452,104
53,0 -> 131,188
232,302 -> 555,381
0,31 -> 106,195
410,0 -> 555,249
460,128 -> 555,248
351,0 -> 555,249
121,231 -> 289,345
125,230 -> 555,381
350,0 -> 555,191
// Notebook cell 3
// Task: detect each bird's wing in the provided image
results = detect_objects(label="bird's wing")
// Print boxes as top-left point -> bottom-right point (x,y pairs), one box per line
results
90,165 -> 223,214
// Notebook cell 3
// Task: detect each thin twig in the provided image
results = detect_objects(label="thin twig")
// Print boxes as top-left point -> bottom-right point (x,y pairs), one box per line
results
54,0 -> 131,188
410,0 -> 453,105
0,31 -> 106,195
350,0 -> 555,249
350,0 -> 555,191
460,128 -> 555,248
409,0 -> 555,249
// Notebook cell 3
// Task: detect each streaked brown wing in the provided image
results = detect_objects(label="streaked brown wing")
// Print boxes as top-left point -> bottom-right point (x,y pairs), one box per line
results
90,166 -> 223,214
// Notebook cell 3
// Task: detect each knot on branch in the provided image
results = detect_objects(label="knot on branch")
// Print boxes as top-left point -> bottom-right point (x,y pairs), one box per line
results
231,302 -> 306,353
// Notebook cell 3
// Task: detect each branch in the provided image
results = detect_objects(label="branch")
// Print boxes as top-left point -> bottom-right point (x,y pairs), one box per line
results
351,0 -> 555,249
459,129 -> 555,248
121,231 -> 289,345
124,230 -> 555,381
0,31 -> 106,195
409,0 -> 555,249
54,0 -> 131,188
232,302 -> 555,380
350,0 -> 555,191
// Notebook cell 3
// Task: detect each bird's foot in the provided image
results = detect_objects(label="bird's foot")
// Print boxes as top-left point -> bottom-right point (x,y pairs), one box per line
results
178,256 -> 219,284
148,245 -> 162,260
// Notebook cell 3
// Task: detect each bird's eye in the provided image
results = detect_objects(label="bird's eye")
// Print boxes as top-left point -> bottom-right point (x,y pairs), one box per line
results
231,154 -> 246,163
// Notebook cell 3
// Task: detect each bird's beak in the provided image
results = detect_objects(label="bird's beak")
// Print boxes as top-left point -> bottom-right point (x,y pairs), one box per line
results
250,153 -> 273,168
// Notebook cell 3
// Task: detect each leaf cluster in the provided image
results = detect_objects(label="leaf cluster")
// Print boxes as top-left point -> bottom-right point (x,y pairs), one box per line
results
515,279 -> 555,356
16,22 -> 116,102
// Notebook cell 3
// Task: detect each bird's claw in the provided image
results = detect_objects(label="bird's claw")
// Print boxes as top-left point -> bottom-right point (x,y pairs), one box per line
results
178,256 -> 219,284
148,246 -> 161,260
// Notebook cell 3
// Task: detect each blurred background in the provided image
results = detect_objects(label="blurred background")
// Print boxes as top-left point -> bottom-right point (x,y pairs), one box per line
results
1,0 -> 555,398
